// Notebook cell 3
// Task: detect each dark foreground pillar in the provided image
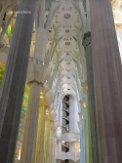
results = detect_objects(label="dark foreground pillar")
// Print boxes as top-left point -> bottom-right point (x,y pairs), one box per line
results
0,0 -> 36,162
82,32 -> 98,163
90,0 -> 122,163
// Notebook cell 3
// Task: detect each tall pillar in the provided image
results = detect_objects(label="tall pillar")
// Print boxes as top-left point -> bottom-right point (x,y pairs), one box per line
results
46,121 -> 52,163
44,110 -> 50,163
0,0 -> 36,162
82,32 -> 98,163
20,82 -> 41,163
90,0 -> 122,163
52,129 -> 56,163
47,121 -> 56,163
20,0 -> 46,161
20,0 -> 47,161
34,89 -> 46,163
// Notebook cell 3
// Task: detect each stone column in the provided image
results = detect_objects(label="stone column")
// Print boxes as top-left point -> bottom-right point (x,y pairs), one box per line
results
0,0 -> 36,162
34,89 -> 46,163
20,63 -> 47,163
20,0 -> 46,161
20,82 -> 41,163
90,0 -> 122,163
46,121 -> 52,163
47,121 -> 56,163
82,32 -> 98,163
52,130 -> 56,163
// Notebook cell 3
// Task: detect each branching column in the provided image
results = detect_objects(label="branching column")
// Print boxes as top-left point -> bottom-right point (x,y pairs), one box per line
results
90,0 -> 122,162
0,0 -> 36,162
21,0 -> 46,161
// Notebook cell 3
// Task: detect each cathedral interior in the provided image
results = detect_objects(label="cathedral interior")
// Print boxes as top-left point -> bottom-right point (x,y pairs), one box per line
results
0,0 -> 122,163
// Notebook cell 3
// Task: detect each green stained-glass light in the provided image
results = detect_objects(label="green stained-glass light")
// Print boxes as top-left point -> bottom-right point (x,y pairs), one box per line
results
6,25 -> 12,37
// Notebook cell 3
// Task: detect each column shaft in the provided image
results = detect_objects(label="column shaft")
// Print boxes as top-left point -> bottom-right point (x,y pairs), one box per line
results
34,89 -> 46,163
21,83 -> 41,163
90,0 -> 122,162
21,0 -> 46,161
0,0 -> 36,162
46,123 -> 52,163
82,32 -> 98,163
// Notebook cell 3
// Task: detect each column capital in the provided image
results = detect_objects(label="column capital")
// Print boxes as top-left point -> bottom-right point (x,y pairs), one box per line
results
82,32 -> 91,49
28,80 -> 44,86
27,63 -> 47,84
